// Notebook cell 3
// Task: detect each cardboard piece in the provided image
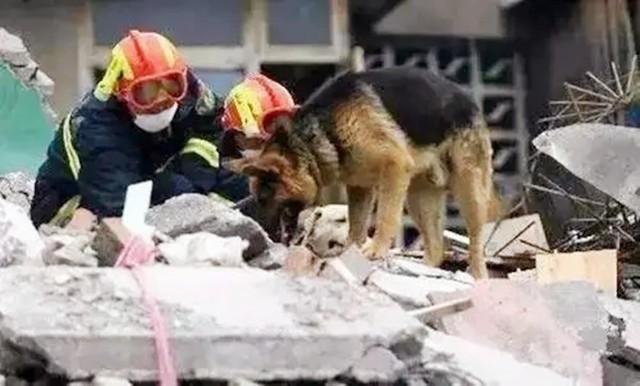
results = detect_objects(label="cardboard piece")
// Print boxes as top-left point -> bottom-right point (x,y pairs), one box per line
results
535,249 -> 617,295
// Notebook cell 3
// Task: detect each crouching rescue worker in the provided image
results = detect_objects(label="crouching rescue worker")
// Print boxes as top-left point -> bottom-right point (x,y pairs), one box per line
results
218,74 -> 299,239
30,30 -> 249,230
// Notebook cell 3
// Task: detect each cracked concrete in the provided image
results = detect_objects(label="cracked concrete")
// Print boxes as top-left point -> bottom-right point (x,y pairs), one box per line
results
146,194 -> 272,260
0,266 -> 425,383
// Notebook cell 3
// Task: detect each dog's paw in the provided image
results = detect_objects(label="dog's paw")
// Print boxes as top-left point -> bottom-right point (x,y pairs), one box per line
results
360,239 -> 389,260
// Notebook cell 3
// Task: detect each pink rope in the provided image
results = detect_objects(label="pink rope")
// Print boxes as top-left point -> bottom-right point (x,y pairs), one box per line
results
115,236 -> 178,386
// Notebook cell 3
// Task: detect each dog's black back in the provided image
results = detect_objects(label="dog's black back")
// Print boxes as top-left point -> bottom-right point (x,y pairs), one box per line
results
299,67 -> 479,146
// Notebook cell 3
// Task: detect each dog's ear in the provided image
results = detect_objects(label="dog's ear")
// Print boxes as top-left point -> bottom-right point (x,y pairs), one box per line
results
268,114 -> 293,148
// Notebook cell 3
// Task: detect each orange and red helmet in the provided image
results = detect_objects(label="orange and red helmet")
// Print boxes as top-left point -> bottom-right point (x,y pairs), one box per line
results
95,30 -> 188,113
222,74 -> 297,139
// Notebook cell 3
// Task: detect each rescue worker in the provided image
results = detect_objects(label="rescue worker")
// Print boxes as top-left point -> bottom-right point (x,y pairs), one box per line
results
30,30 -> 249,230
218,74 -> 299,240
218,73 -> 297,159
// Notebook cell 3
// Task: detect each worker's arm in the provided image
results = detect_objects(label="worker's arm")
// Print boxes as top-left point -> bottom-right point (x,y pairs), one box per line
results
73,101 -> 150,219
156,76 -> 249,202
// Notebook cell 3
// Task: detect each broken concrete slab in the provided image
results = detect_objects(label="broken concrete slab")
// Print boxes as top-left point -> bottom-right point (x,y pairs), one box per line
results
438,280 -> 608,385
283,246 -> 319,276
0,28 -> 56,125
247,243 -> 288,270
0,198 -> 44,267
367,270 -> 473,308
158,232 -> 248,267
0,172 -> 35,213
419,329 -> 573,385
532,123 -> 640,214
599,295 -> 640,368
146,194 -> 271,260
480,213 -> 549,257
0,266 -> 425,383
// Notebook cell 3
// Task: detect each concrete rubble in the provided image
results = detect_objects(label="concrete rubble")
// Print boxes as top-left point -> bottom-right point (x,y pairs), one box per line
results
0,28 -> 56,125
0,186 -> 639,384
0,172 -> 35,214
146,193 -> 271,260
533,123 -> 640,215
0,197 -> 44,267
0,266 -> 425,383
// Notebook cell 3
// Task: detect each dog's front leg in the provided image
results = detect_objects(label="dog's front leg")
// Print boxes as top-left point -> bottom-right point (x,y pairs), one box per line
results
362,162 -> 412,260
347,186 -> 374,246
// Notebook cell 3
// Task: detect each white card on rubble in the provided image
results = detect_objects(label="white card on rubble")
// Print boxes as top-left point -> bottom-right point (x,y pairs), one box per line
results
122,180 -> 153,238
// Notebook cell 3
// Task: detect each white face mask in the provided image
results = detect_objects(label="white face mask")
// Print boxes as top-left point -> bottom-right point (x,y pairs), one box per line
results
133,103 -> 178,133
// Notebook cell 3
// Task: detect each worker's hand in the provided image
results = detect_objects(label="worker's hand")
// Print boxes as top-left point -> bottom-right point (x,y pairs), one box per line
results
65,207 -> 97,231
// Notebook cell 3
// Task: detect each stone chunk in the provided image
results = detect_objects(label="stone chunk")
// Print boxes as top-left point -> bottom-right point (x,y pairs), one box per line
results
0,172 -> 35,213
0,266 -> 425,382
0,198 -> 44,267
419,330 -> 573,385
158,232 -> 247,267
146,194 -> 271,259
92,219 -> 132,267
438,280 -> 607,385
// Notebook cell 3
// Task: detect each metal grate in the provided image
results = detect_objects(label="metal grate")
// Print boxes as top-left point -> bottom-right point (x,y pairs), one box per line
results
360,39 -> 527,247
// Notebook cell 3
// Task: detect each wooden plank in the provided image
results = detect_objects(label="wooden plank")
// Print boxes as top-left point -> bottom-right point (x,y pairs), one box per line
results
535,249 -> 617,295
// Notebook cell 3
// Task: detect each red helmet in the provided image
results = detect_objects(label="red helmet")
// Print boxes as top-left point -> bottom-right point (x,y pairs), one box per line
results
95,30 -> 188,112
222,74 -> 297,139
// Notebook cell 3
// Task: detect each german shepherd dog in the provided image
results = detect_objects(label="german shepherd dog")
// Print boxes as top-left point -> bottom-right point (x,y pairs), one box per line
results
227,66 -> 503,278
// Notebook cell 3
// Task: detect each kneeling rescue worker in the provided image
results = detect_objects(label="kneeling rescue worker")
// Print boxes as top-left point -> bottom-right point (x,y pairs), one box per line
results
30,30 -> 249,230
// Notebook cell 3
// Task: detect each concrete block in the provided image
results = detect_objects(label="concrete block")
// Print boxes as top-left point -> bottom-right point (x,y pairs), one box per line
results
419,330 -> 573,385
0,198 -> 44,267
438,280 -> 608,385
0,172 -> 34,213
480,214 -> 549,258
92,219 -> 131,267
158,232 -> 247,267
91,376 -> 132,386
146,194 -> 271,260
599,295 -> 640,368
0,28 -> 30,66
283,246 -> 318,276
367,270 -> 472,308
247,243 -> 288,270
0,266 -> 425,383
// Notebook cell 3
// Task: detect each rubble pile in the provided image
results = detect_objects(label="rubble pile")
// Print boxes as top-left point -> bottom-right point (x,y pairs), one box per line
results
0,171 -> 638,385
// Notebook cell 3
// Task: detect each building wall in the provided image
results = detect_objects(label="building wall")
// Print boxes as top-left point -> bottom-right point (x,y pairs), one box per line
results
0,0 -> 89,117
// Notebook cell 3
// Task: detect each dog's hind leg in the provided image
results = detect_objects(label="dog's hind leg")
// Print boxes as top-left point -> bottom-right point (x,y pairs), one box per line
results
347,186 -> 375,246
449,128 -> 493,279
407,175 -> 447,267
362,159 -> 413,259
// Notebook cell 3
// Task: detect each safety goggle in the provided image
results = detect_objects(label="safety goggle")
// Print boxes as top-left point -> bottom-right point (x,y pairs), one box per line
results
122,70 -> 187,110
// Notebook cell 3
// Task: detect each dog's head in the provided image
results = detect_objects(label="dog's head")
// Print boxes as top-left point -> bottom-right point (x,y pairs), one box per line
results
225,116 -> 320,243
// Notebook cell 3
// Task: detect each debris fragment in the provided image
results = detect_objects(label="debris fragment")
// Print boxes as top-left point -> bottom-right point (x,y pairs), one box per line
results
0,198 -> 44,267
0,266 -> 425,383
146,194 -> 271,259
532,123 -> 640,214
535,249 -> 618,295
158,232 -> 248,267
436,280 -> 607,385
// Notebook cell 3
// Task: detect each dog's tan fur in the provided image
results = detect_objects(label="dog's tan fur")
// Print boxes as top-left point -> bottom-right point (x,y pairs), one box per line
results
228,81 -> 503,279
